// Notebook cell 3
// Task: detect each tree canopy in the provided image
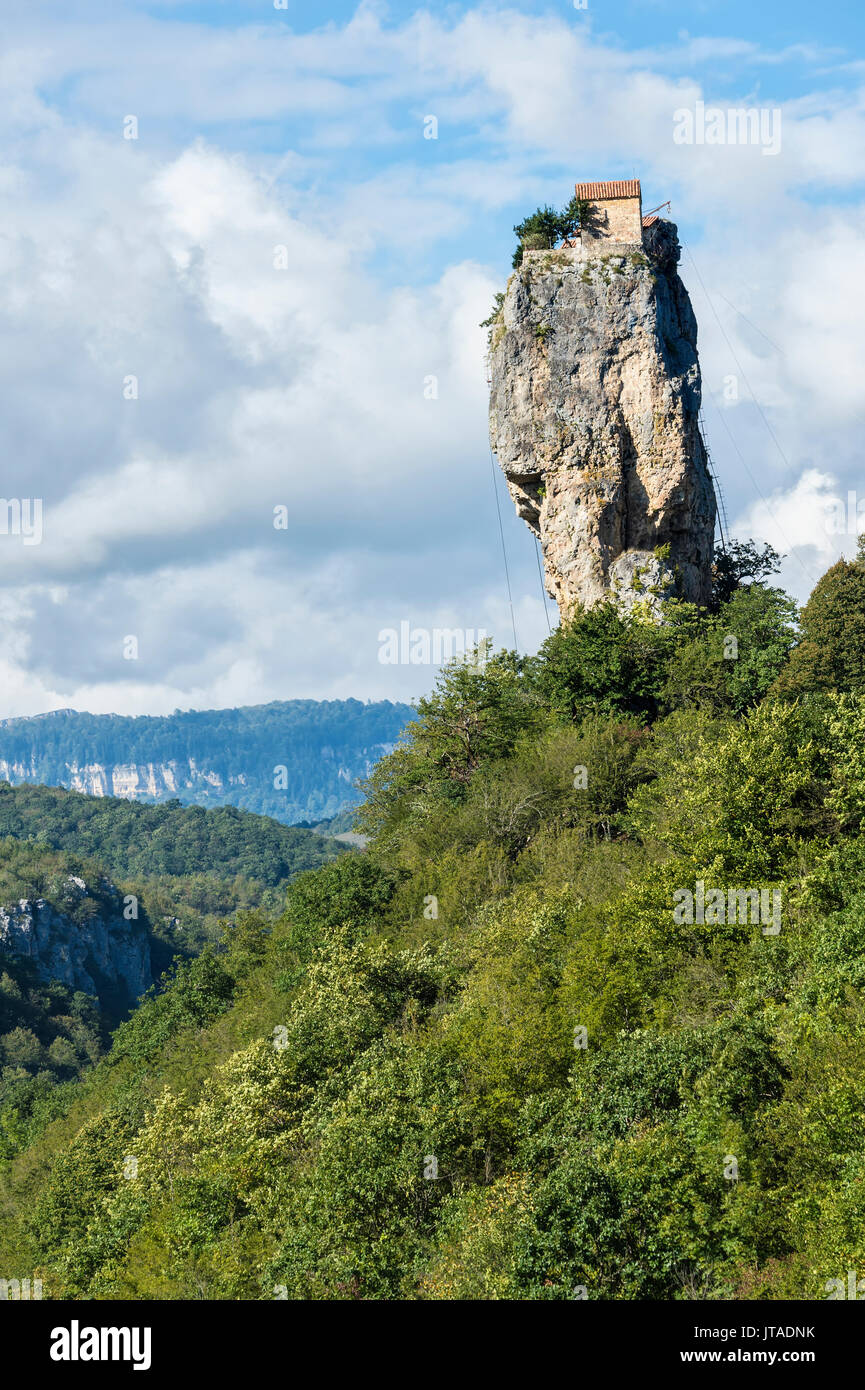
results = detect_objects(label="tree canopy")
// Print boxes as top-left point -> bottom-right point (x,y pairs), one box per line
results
512,196 -> 594,267
773,535 -> 865,698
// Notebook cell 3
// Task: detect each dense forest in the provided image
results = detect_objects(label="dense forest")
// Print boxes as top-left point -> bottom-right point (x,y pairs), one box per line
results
0,794 -> 343,1163
0,952 -> 105,1146
0,783 -> 346,887
0,841 -> 131,1136
3,540 -> 865,1299
0,699 -> 413,823
0,784 -> 345,973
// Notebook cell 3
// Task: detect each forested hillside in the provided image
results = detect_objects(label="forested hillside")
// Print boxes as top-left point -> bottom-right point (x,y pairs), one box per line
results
0,783 -> 346,886
0,791 -> 344,1164
0,782 -> 345,965
4,542 -> 865,1300
0,699 -> 413,823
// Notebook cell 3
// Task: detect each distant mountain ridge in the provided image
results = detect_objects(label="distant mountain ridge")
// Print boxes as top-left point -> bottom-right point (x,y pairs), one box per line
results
0,699 -> 414,824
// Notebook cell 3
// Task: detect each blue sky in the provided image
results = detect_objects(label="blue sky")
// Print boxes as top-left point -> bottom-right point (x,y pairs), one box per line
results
131,0 -> 863,55
0,0 -> 862,714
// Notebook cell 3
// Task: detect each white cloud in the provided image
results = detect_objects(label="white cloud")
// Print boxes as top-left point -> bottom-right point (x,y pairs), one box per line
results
732,467 -> 859,600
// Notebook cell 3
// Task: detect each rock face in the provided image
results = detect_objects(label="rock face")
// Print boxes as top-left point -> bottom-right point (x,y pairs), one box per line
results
0,875 -> 151,1003
488,219 -> 716,617
0,757 -> 238,800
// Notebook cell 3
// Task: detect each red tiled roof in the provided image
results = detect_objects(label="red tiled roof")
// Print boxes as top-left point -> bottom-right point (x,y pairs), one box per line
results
574,179 -> 641,201
642,214 -> 659,227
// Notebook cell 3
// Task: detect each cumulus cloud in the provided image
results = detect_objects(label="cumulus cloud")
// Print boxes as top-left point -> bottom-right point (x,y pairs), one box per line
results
0,112 -> 534,711
732,467 -> 860,599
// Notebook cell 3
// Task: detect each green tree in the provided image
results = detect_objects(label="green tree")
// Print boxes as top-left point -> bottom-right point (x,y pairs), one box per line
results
283,855 -> 400,961
511,197 -> 593,267
47,1036 -> 78,1072
661,585 -> 797,716
773,537 -> 865,697
2,1026 -> 44,1071
357,648 -> 544,844
711,539 -> 781,609
532,602 -> 674,723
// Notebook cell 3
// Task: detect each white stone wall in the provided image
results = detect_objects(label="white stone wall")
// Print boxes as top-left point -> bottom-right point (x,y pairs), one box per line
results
522,240 -> 644,266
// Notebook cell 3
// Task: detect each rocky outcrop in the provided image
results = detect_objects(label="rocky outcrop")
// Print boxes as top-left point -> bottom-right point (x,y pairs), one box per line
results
0,758 -> 239,800
0,875 -> 151,1003
488,219 -> 716,616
